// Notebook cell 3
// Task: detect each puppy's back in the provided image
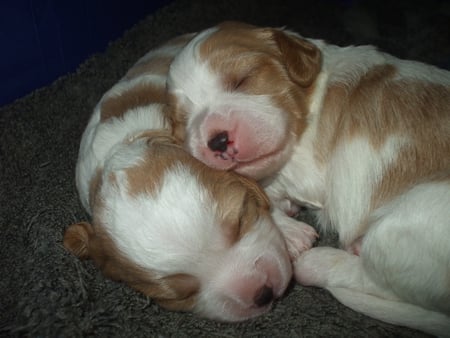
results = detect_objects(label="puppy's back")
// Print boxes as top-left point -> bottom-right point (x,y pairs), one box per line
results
76,34 -> 194,213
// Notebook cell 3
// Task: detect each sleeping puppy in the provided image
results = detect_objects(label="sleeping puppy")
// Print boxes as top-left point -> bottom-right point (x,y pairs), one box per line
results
166,22 -> 450,335
63,34 -> 292,322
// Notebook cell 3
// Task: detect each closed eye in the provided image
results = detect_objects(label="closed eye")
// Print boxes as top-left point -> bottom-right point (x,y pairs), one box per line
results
225,71 -> 253,91
233,76 -> 248,90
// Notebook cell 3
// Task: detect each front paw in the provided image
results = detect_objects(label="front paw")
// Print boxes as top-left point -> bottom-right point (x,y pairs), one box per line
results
275,218 -> 318,260
294,247 -> 356,287
286,221 -> 319,260
271,207 -> 319,260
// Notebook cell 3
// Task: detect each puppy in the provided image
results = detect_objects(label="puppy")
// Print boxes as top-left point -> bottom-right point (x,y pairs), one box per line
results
63,34 -> 292,322
166,22 -> 450,335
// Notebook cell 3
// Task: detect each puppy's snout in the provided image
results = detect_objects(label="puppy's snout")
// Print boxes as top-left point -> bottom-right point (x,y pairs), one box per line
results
254,285 -> 274,307
208,131 -> 229,152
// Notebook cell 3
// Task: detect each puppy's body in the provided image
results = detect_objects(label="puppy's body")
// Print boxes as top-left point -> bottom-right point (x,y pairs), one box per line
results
64,34 -> 292,321
167,22 -> 450,335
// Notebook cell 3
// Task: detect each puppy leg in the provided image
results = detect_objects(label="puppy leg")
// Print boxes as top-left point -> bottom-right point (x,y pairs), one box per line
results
271,207 -> 318,260
294,247 -> 450,336
294,181 -> 450,336
294,247 -> 394,298
362,181 -> 450,314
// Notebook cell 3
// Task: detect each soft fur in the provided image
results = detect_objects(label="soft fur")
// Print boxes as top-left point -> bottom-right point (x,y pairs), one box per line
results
166,21 -> 450,336
64,34 -> 293,322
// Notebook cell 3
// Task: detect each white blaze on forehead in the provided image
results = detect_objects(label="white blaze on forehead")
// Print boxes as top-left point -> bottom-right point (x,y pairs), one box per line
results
101,162 -> 222,276
168,27 -> 221,109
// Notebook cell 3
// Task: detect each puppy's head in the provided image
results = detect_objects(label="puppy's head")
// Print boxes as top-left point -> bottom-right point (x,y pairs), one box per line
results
64,131 -> 292,321
167,21 -> 322,180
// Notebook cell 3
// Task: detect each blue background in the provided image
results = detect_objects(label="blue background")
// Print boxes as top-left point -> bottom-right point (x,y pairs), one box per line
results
0,0 -> 172,106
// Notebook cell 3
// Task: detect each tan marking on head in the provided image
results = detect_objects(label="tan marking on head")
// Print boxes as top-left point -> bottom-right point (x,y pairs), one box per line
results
191,160 -> 271,245
271,29 -> 322,87
126,126 -> 272,246
64,215 -> 200,311
191,23 -> 322,139
100,82 -> 166,122
94,224 -> 199,311
123,131 -> 187,198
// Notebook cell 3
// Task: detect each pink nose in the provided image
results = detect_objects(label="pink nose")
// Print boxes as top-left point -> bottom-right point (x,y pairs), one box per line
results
253,285 -> 274,307
208,131 -> 229,152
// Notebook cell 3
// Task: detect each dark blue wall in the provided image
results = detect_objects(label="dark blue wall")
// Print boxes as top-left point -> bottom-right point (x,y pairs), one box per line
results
0,0 -> 172,106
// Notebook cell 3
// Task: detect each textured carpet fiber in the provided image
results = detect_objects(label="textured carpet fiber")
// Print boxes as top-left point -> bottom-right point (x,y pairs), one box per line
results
1,0 -> 449,336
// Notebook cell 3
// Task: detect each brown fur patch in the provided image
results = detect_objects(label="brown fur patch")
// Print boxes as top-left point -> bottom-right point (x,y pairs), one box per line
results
101,33 -> 195,123
90,223 -> 200,311
317,64 -> 450,237
317,65 -> 398,154
192,160 -> 271,245
64,215 -> 200,312
100,82 -> 166,122
63,221 -> 93,259
371,80 -> 450,207
190,23 -> 322,142
124,131 -> 271,246
123,131 -> 188,198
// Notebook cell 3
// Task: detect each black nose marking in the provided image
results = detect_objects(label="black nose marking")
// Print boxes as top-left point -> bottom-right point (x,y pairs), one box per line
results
208,131 -> 229,152
254,285 -> 274,307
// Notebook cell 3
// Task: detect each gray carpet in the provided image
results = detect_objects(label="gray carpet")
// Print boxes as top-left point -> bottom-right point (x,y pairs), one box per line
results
1,0 -> 449,336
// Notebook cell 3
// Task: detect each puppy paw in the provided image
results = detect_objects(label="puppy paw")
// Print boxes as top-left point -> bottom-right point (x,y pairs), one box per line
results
278,199 -> 301,218
277,220 -> 319,260
294,247 -> 355,287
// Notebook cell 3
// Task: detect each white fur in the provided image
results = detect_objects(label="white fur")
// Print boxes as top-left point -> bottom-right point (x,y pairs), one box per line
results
74,36 -> 293,322
76,104 -> 168,212
167,24 -> 450,334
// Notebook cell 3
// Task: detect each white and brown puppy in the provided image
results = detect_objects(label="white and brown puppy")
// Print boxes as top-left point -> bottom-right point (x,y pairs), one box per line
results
63,35 -> 292,322
167,22 -> 450,335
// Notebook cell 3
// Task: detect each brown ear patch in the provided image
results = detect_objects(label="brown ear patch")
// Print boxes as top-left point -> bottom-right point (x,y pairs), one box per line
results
63,221 -> 94,259
236,174 -> 271,211
65,220 -> 200,312
165,100 -> 187,144
89,228 -> 200,312
272,30 -> 322,87
201,167 -> 271,245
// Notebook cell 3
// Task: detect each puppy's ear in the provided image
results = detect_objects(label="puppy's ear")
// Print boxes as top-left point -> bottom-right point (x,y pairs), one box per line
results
63,221 -> 94,259
236,175 -> 271,211
272,30 -> 322,87
165,95 -> 187,144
